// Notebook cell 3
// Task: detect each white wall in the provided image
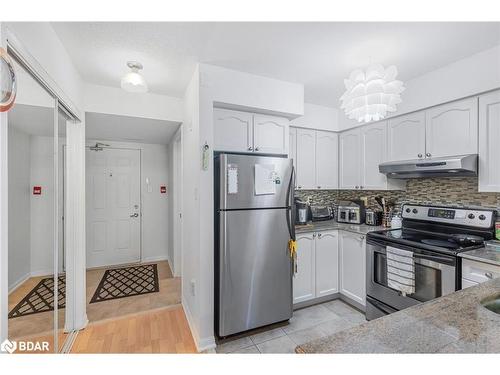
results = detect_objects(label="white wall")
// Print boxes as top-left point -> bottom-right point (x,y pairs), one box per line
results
339,44 -> 500,130
7,127 -> 31,290
181,64 -> 304,351
4,22 -> 84,116
85,140 -> 170,264
30,136 -> 56,276
83,83 -> 183,123
290,102 -> 339,131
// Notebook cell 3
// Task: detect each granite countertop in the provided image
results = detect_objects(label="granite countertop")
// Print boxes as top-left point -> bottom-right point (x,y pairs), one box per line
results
460,245 -> 500,267
295,219 -> 384,236
296,277 -> 500,353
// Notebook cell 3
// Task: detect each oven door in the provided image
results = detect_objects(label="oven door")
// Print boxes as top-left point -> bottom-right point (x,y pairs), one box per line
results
366,238 -> 457,317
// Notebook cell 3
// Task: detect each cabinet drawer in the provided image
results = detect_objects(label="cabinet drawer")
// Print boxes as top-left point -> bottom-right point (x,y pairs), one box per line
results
461,278 -> 478,289
462,259 -> 500,284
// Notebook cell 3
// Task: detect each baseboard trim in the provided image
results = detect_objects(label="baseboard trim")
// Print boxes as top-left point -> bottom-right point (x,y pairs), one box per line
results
339,294 -> 366,313
293,293 -> 340,310
30,269 -> 54,277
141,255 -> 169,263
182,298 -> 216,352
8,273 -> 30,294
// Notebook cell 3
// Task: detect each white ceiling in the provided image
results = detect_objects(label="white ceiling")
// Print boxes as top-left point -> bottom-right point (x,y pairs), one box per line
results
85,112 -> 180,145
52,22 -> 500,107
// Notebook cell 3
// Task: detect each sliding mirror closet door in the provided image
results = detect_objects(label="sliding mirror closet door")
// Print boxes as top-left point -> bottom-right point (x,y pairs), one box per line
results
7,55 -> 61,353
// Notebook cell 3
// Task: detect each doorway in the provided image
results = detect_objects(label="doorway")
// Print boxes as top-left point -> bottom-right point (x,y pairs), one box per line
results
85,146 -> 141,268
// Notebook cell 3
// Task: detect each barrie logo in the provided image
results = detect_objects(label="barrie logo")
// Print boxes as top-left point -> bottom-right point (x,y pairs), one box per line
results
1,339 -> 17,354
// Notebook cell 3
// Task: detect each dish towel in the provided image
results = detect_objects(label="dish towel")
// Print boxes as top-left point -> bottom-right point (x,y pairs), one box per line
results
386,246 -> 415,296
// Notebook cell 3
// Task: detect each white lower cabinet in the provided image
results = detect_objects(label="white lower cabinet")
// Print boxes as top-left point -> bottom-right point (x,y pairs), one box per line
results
293,230 -> 338,305
339,231 -> 366,306
315,231 -> 339,297
293,233 -> 316,304
462,258 -> 500,288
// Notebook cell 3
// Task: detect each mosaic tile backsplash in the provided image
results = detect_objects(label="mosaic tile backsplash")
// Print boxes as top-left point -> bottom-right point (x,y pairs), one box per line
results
295,177 -> 500,213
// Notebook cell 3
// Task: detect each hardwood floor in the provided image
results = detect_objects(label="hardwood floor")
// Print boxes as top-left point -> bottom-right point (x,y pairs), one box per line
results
71,305 -> 197,353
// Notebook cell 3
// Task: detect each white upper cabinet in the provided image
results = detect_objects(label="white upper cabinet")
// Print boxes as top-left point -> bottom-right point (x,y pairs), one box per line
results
339,128 -> 361,189
253,114 -> 289,155
213,109 -> 289,155
425,97 -> 478,158
387,111 -> 426,161
315,131 -> 338,189
296,128 -> 316,190
293,233 -> 316,304
213,108 -> 253,153
360,122 -> 388,190
479,90 -> 500,192
289,127 -> 297,187
315,231 -> 339,298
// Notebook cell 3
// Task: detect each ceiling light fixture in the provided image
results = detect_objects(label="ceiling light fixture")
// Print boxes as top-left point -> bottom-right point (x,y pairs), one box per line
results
121,61 -> 148,93
340,64 -> 405,123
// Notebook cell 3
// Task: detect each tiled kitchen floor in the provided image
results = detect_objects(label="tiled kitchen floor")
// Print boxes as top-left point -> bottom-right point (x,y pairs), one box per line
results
215,299 -> 367,354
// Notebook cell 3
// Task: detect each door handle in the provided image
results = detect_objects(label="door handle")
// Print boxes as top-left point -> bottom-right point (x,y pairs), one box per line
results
130,213 -> 139,218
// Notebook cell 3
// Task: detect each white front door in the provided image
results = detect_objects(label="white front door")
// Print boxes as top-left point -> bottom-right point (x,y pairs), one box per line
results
86,148 -> 141,268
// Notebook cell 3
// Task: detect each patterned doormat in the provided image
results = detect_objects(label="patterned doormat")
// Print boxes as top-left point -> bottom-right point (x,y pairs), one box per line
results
8,276 -> 66,319
90,264 -> 159,304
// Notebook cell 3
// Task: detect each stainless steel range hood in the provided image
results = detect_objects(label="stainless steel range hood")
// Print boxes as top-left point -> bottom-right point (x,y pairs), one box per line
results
379,154 -> 478,179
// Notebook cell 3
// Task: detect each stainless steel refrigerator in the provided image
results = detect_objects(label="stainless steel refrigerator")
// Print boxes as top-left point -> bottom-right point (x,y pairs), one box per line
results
215,153 -> 295,337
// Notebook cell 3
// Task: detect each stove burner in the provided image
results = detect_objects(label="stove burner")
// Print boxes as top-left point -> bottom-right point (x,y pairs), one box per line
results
420,239 -> 459,249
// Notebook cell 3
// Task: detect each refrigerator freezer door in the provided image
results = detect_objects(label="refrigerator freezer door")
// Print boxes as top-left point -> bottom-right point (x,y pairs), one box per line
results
220,153 -> 293,210
218,208 -> 293,337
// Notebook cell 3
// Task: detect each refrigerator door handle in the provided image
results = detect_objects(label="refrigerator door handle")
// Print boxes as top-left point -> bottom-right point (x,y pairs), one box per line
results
285,165 -> 295,241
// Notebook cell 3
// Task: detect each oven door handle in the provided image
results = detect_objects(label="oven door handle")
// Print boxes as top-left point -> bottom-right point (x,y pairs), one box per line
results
367,297 -> 396,315
413,252 -> 454,265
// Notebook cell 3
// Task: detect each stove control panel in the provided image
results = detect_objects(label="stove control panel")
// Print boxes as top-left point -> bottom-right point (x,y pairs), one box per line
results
401,204 -> 495,229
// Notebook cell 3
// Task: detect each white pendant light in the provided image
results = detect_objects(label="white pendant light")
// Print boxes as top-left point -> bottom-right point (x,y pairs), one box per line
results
340,64 -> 405,123
121,61 -> 148,93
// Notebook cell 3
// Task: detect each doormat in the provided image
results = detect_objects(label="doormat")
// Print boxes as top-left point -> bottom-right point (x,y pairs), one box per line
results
90,264 -> 159,304
9,276 -> 66,319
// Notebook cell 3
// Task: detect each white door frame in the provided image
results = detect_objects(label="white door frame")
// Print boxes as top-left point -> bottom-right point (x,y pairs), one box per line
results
172,128 -> 183,277
84,145 -> 143,268
0,25 -> 85,346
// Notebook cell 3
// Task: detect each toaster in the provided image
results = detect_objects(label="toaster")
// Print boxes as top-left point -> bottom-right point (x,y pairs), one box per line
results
365,209 -> 383,226
310,205 -> 333,222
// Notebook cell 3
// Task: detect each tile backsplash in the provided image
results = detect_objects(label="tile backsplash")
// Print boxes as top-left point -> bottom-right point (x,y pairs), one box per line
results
295,177 -> 500,213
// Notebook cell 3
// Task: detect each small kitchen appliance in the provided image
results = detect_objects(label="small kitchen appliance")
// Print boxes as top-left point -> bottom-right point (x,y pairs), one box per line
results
336,200 -> 366,224
366,204 -> 496,321
310,205 -> 333,222
365,209 -> 383,226
295,198 -> 310,225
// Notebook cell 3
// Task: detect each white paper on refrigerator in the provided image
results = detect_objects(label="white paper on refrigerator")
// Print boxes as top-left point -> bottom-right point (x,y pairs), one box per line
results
254,164 -> 276,195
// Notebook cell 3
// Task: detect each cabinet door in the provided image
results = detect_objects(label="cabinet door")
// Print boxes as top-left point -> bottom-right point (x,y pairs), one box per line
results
213,108 -> 253,152
425,97 -> 478,158
387,112 -> 426,161
360,122 -> 387,190
315,131 -> 338,189
296,128 -> 316,190
253,114 -> 289,154
315,231 -> 339,298
339,129 -> 361,189
339,232 -> 366,306
479,90 -> 500,192
293,233 -> 316,304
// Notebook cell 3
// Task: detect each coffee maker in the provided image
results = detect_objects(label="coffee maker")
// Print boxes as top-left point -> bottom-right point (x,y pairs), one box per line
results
295,198 -> 310,225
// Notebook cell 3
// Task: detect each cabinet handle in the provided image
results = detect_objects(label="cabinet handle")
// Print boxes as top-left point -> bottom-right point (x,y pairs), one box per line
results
317,185 -> 321,189
248,146 -> 253,151
360,186 -> 363,189
355,186 -> 359,189
485,272 -> 493,279
313,233 -> 316,238
318,233 -> 322,238
418,153 -> 423,158
426,152 -> 432,158
255,147 -> 260,151
298,185 -> 302,189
